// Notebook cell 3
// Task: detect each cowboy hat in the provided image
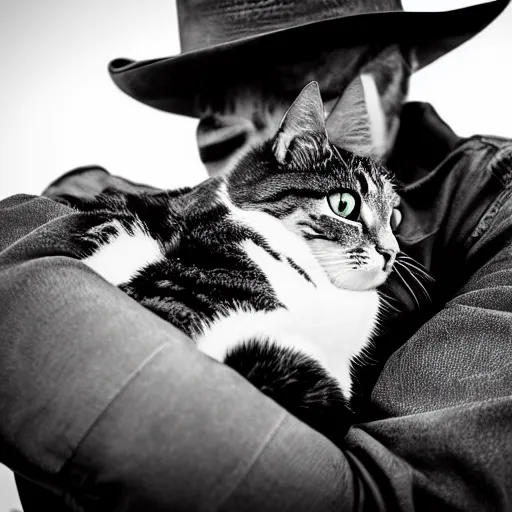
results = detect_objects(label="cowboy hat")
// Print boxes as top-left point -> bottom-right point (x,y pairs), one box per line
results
108,0 -> 509,118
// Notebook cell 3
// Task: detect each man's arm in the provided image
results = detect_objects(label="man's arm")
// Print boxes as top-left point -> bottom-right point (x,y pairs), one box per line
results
0,195 -> 361,511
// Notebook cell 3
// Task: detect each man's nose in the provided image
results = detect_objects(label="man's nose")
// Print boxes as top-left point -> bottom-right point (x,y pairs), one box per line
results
196,115 -> 252,174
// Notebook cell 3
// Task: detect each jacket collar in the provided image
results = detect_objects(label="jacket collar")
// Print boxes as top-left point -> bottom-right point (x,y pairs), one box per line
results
388,102 -> 463,185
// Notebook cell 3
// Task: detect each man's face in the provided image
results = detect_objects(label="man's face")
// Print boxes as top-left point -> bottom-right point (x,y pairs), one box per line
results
196,45 -> 374,177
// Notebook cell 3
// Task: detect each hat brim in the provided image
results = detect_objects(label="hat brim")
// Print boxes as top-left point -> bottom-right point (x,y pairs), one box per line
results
109,0 -> 509,117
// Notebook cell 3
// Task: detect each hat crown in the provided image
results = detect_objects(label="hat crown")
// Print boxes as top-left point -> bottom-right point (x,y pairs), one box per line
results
177,0 -> 403,52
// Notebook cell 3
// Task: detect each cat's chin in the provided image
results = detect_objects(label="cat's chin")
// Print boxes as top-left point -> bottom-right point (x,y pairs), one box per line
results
333,269 -> 389,291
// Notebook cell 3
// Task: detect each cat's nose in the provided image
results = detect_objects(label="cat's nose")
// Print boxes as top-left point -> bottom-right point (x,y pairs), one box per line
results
376,247 -> 396,272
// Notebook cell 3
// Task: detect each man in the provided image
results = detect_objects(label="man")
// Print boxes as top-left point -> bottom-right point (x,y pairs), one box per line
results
2,1 -> 512,510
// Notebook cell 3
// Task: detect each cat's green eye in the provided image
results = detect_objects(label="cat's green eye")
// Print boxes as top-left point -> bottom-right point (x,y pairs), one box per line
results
327,191 -> 360,221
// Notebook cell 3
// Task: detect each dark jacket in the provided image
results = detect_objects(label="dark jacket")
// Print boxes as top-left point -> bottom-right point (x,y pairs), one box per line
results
2,103 -> 512,511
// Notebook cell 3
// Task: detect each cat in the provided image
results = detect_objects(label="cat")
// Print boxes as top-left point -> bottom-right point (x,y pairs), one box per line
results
65,80 -> 401,445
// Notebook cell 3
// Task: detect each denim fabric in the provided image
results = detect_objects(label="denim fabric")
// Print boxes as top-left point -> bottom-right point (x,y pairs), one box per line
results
375,134 -> 512,415
2,103 -> 512,510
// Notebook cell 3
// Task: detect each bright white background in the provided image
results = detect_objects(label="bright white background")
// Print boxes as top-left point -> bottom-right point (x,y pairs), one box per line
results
0,0 -> 511,509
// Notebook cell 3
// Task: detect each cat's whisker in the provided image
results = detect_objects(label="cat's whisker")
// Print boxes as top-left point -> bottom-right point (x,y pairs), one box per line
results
316,254 -> 351,263
378,294 -> 400,315
314,253 -> 353,265
396,254 -> 434,285
320,257 -> 353,265
403,267 -> 431,303
393,265 -> 421,308
316,252 -> 351,260
395,258 -> 434,304
397,254 -> 434,282
398,259 -> 433,283
395,261 -> 432,304
394,259 -> 418,281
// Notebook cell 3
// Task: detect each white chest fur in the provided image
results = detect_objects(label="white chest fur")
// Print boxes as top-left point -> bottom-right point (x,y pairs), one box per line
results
196,202 -> 380,397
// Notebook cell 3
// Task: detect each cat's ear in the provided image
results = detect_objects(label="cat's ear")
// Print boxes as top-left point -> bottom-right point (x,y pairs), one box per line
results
325,74 -> 388,161
273,81 -> 327,164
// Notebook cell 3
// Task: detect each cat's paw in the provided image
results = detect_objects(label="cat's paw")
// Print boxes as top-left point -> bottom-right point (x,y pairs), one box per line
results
224,338 -> 353,444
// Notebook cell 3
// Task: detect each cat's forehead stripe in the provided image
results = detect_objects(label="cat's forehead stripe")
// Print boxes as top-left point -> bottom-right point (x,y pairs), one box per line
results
355,170 -> 369,195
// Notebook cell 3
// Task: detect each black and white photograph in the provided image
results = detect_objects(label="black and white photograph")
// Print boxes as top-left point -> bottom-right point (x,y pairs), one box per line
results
1,1 -> 512,510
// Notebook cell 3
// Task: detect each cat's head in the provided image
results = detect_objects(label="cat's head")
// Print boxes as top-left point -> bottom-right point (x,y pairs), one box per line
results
225,79 -> 400,291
